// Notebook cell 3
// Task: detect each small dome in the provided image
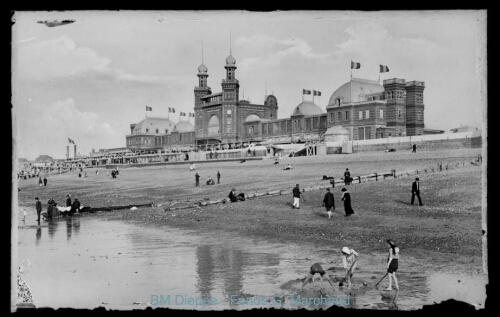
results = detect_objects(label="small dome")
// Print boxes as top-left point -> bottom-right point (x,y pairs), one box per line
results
245,114 -> 261,122
328,78 -> 384,105
198,63 -> 208,74
225,54 -> 236,66
173,121 -> 195,133
292,100 -> 323,116
132,117 -> 175,134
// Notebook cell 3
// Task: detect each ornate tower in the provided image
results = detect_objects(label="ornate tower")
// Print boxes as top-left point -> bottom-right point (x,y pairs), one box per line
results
405,81 -> 425,136
221,51 -> 240,142
383,78 -> 407,137
194,59 -> 211,139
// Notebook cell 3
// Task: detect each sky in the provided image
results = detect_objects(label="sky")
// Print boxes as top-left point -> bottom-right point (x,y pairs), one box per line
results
12,10 -> 487,160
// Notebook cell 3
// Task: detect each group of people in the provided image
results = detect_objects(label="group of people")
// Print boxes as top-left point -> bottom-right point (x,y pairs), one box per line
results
301,240 -> 400,292
38,177 -> 48,187
195,171 -> 221,186
291,184 -> 355,216
35,194 -> 82,221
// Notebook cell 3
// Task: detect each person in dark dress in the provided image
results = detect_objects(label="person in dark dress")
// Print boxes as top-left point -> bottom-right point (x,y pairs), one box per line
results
412,144 -> 417,153
344,169 -> 351,185
35,197 -> 42,221
217,171 -> 221,184
70,198 -> 81,216
38,177 -> 43,187
66,195 -> 72,208
47,197 -> 56,219
43,177 -> 48,186
341,188 -> 354,216
195,173 -> 200,186
322,188 -> 335,219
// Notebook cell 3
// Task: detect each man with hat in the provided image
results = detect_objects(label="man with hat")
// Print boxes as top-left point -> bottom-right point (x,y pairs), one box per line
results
229,188 -> 238,202
292,184 -> 303,209
411,178 -> 423,206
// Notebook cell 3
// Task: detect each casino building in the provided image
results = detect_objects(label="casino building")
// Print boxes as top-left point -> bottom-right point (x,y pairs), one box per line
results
126,52 -> 426,152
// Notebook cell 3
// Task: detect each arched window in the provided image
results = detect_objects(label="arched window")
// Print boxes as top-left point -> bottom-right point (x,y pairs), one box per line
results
208,115 -> 220,135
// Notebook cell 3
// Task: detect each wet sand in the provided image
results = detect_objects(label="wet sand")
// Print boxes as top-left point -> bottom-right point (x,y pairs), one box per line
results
16,149 -> 487,310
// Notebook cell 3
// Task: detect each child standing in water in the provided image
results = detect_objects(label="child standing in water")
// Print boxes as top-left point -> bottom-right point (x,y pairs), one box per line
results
385,239 -> 399,290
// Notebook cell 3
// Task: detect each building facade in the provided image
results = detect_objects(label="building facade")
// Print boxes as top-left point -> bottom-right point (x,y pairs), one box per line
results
125,53 -> 427,152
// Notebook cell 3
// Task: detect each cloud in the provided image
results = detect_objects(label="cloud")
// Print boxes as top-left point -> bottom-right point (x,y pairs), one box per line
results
237,35 -> 331,71
15,35 -> 172,86
16,98 -> 122,159
18,37 -> 37,43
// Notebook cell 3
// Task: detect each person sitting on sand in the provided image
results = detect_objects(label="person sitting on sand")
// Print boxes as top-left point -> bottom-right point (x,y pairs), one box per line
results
229,188 -> 238,202
283,164 -> 292,170
341,247 -> 359,289
206,176 -> 215,185
301,262 -> 336,291
385,239 -> 400,290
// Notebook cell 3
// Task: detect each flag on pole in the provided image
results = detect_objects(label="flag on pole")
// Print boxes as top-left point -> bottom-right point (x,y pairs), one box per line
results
180,112 -> 186,116
302,89 -> 312,95
168,107 -> 175,113
68,138 -> 75,144
146,106 -> 152,111
351,61 -> 361,69
313,90 -> 321,96
380,65 -> 390,73
189,112 -> 195,117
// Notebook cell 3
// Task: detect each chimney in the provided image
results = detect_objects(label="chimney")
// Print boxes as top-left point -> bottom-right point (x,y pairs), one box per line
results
66,145 -> 69,160
74,144 -> 77,158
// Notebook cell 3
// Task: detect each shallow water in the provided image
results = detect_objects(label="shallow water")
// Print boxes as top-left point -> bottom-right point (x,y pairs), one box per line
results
17,210 -> 486,310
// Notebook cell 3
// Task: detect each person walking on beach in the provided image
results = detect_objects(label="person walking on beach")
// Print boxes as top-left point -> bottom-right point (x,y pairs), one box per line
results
301,262 -> 336,291
217,171 -> 221,184
341,247 -> 359,289
35,197 -> 42,221
195,173 -> 200,187
292,184 -> 303,209
322,188 -> 335,219
411,178 -> 423,206
385,239 -> 400,290
412,144 -> 417,153
341,188 -> 354,216
43,177 -> 48,186
38,177 -> 43,187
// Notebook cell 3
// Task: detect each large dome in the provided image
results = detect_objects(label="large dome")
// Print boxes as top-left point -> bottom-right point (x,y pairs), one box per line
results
328,78 -> 384,106
173,121 -> 195,133
225,54 -> 236,66
132,117 -> 175,135
198,63 -> 208,74
291,100 -> 323,116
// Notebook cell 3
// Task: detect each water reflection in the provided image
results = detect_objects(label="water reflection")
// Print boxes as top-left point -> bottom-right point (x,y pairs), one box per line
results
72,217 -> 80,236
36,227 -> 41,246
196,245 -> 215,298
66,217 -> 73,240
47,219 -> 59,239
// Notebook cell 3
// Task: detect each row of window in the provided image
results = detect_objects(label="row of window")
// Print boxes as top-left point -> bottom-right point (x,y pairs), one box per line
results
144,128 -> 169,134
